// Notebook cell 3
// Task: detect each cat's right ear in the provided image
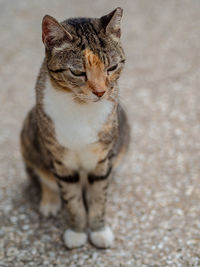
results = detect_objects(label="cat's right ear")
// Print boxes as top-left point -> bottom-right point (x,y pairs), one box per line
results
42,15 -> 73,49
100,7 -> 123,42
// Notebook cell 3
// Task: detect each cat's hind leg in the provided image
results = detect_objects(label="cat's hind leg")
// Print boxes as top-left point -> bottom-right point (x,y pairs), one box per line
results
36,169 -> 61,217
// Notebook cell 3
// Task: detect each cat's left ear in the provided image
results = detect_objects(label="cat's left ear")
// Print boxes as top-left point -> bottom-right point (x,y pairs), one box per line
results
42,15 -> 73,49
100,7 -> 123,42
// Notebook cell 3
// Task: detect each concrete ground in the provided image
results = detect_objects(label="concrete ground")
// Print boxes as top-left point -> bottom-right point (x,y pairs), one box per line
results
0,0 -> 200,266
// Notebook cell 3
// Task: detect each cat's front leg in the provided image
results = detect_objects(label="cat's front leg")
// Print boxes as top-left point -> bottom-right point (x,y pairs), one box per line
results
55,172 -> 87,249
87,162 -> 114,248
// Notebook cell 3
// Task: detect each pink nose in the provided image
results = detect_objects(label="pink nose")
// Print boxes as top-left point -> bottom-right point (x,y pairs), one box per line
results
93,91 -> 105,97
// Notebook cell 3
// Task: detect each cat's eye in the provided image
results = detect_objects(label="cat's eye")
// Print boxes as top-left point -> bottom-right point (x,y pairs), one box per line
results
69,68 -> 86,77
107,64 -> 118,73
49,68 -> 66,73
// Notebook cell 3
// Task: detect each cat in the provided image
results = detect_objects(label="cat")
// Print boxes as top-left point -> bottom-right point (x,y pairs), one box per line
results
20,7 -> 130,249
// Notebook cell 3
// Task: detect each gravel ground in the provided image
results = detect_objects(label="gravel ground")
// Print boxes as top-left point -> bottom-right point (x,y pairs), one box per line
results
0,0 -> 200,266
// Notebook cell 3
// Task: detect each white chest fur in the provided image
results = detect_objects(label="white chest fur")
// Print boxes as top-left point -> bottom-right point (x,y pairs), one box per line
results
43,78 -> 113,171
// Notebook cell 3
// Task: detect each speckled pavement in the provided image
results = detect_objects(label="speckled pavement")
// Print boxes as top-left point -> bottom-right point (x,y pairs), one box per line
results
0,0 -> 200,266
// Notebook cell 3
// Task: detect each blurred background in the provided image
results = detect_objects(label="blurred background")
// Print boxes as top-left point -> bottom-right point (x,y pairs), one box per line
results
0,0 -> 200,266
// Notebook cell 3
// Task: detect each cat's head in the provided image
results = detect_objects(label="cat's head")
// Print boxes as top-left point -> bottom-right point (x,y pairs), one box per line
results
42,8 -> 125,103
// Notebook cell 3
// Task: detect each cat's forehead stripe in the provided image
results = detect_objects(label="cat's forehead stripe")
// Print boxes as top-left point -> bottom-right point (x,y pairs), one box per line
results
84,49 -> 104,71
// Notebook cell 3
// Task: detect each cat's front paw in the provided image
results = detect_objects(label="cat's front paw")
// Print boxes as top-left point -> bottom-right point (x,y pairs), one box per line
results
64,229 -> 87,249
89,226 -> 114,248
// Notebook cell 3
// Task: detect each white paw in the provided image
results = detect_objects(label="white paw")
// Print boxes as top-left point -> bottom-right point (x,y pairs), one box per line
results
89,226 -> 114,248
39,199 -> 61,217
64,229 -> 87,249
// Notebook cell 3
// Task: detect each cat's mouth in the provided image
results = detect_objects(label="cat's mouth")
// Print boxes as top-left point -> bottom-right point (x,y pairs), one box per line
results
73,92 -> 106,104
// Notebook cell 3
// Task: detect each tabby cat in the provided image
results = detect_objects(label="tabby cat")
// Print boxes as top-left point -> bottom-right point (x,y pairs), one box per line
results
20,7 -> 130,249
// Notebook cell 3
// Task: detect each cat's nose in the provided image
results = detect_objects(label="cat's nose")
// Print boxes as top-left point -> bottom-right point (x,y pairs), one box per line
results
93,91 -> 105,98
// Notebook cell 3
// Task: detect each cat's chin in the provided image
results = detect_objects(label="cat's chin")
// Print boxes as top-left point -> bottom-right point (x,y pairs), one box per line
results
87,98 -> 104,104
93,98 -> 101,103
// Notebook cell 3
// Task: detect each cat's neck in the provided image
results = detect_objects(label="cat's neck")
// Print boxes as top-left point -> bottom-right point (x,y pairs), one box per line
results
43,76 -> 114,149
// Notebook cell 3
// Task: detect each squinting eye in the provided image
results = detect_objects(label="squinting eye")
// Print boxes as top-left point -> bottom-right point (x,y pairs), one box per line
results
49,68 -> 66,73
107,64 -> 118,72
69,68 -> 86,77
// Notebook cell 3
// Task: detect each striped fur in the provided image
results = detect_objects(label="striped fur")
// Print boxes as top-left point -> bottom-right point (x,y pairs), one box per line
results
20,7 -> 130,249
